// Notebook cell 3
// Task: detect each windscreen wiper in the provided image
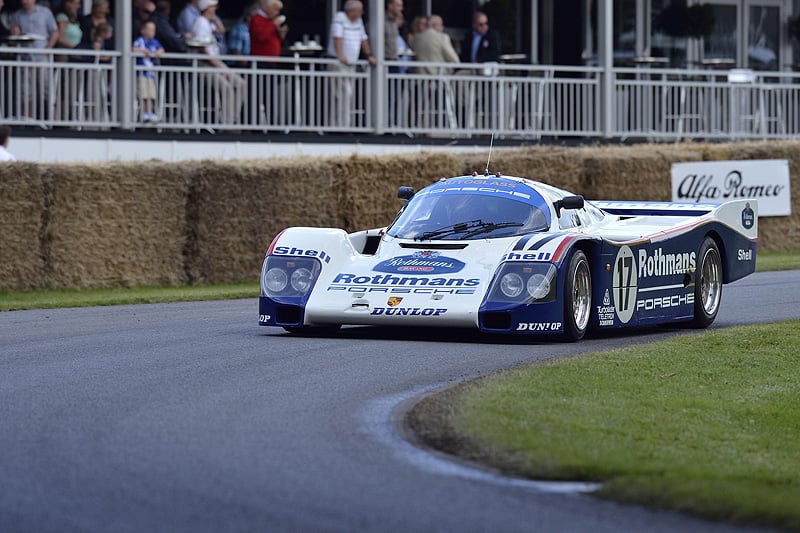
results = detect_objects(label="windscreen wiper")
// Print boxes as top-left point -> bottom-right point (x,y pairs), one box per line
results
416,219 -> 483,241
460,221 -> 523,239
416,220 -> 523,241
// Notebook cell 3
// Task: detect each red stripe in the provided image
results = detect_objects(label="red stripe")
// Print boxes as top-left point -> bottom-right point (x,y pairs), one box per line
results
266,229 -> 287,255
552,236 -> 576,263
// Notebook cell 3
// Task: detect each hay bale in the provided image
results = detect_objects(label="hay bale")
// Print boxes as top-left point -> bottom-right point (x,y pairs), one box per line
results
333,152 -> 461,232
0,163 -> 45,290
457,145 -> 587,192
43,163 -> 189,288
184,157 -> 339,284
581,144 -> 702,201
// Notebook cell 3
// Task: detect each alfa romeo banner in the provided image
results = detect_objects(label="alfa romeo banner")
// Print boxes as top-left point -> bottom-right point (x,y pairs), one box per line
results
671,159 -> 791,216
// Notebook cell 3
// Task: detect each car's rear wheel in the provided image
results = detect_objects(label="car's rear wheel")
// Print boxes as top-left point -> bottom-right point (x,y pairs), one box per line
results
691,237 -> 722,328
283,325 -> 342,336
563,249 -> 592,341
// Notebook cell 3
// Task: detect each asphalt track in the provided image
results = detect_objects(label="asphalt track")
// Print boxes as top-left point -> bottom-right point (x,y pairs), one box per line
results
1,270 -> 799,533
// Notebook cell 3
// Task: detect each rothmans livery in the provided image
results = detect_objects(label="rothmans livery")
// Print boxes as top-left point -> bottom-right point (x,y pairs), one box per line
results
259,172 -> 758,341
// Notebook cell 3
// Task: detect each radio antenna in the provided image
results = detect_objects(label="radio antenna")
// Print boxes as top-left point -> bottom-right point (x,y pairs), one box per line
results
484,133 -> 495,176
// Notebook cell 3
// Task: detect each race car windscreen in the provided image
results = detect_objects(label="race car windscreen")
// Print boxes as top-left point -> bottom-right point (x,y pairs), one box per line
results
387,182 -> 551,241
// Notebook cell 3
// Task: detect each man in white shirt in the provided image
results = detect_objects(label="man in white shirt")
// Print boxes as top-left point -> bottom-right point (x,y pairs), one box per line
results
326,0 -> 375,128
192,0 -> 245,126
0,126 -> 16,162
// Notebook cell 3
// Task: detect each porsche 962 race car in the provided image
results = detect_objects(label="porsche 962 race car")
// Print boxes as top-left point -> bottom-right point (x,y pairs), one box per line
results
259,172 -> 757,340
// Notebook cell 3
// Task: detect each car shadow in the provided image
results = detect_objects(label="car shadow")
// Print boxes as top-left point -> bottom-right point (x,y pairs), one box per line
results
261,323 -> 686,346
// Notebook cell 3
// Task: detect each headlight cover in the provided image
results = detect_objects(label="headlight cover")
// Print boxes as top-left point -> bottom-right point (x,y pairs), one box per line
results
487,262 -> 557,304
261,256 -> 322,299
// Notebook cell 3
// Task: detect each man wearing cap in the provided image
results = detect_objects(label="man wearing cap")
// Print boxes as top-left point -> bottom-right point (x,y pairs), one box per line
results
192,0 -> 245,126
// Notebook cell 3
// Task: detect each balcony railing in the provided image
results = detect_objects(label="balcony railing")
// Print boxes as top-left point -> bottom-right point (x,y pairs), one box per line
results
2,47 -> 799,140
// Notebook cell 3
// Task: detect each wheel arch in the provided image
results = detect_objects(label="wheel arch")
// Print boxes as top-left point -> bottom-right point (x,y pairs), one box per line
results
703,229 -> 729,283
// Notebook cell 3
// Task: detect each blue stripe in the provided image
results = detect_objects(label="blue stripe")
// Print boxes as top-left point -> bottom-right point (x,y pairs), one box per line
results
513,234 -> 536,250
526,233 -> 562,250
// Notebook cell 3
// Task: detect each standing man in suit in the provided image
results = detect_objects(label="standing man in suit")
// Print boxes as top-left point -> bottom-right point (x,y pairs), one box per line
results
457,11 -> 501,129
459,10 -> 500,64
412,14 -> 459,74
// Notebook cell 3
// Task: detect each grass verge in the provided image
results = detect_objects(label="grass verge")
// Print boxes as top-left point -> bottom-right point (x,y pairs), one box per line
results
407,320 -> 800,531
0,283 -> 259,312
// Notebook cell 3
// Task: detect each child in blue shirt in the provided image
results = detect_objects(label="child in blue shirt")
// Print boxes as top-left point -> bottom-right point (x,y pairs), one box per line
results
132,20 -> 164,122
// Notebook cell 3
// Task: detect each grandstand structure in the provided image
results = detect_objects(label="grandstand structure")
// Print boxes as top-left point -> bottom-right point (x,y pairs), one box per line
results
2,0 -> 799,154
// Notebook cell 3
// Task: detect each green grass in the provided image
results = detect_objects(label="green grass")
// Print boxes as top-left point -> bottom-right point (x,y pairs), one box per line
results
447,321 -> 800,531
758,250 -> 800,272
0,283 -> 259,312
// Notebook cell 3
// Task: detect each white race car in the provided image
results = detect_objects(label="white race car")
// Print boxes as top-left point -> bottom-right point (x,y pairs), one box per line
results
259,172 -> 757,340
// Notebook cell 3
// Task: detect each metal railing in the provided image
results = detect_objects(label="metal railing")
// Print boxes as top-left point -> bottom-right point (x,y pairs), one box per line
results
3,46 -> 800,140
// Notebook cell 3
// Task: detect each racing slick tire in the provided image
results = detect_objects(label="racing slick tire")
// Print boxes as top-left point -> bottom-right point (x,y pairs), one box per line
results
283,325 -> 342,336
691,237 -> 722,329
563,249 -> 592,341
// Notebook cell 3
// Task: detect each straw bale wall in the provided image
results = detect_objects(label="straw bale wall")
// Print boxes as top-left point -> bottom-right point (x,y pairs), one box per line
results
0,163 -> 45,290
43,163 -> 190,288
0,142 -> 798,291
184,158 -> 340,283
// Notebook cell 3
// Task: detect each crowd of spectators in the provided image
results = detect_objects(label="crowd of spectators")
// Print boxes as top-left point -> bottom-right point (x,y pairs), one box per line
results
1,0 -> 505,128
1,0 -> 498,71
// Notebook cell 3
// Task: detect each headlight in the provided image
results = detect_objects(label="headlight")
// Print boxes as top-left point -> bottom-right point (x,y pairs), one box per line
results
261,256 -> 321,298
527,273 -> 550,299
500,273 -> 524,298
291,268 -> 313,293
488,262 -> 557,304
266,268 -> 288,293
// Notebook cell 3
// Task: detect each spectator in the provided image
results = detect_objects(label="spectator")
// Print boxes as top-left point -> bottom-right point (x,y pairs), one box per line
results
149,0 -> 185,54
249,0 -> 286,64
412,14 -> 459,74
9,0 -> 58,118
9,0 -> 58,52
89,21 -> 112,61
192,0 -> 244,125
405,14 -> 426,49
395,14 -> 412,73
179,0 -> 225,53
55,0 -> 82,53
133,19 -> 164,122
80,0 -> 113,49
175,0 -> 198,37
326,0 -> 375,127
0,126 -> 15,162
384,0 -> 402,72
459,10 -> 500,64
0,0 -> 10,40
53,0 -> 82,119
228,3 -> 255,66
132,0 -> 153,40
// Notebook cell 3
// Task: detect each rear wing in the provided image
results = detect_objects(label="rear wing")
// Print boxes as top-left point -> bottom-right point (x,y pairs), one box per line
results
593,201 -> 719,217
594,199 -> 758,240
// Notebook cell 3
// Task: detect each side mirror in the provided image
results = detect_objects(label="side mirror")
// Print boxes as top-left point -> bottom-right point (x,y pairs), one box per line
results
398,186 -> 415,201
554,195 -> 584,217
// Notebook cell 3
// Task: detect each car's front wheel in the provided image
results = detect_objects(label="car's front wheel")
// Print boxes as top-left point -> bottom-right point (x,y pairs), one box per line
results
691,237 -> 722,328
563,249 -> 592,341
